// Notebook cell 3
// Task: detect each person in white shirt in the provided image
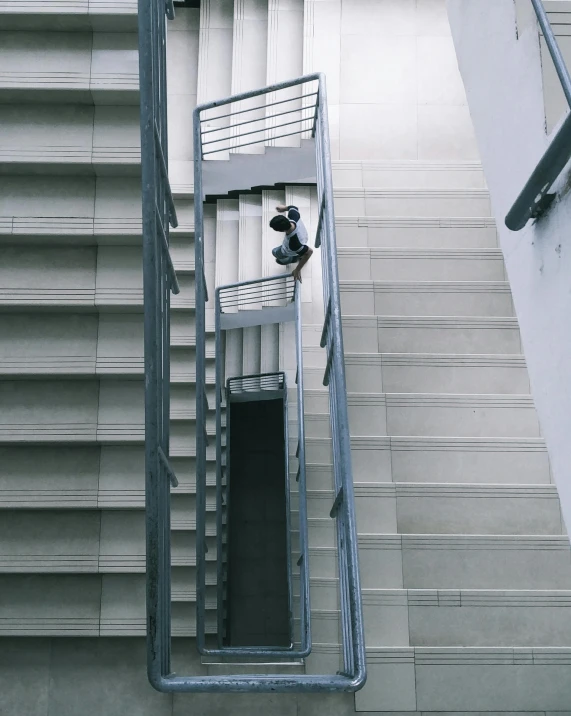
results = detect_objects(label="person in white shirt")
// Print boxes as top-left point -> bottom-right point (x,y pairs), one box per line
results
269,204 -> 313,282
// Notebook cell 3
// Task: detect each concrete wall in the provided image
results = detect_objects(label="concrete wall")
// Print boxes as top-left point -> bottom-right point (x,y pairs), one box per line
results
447,0 -> 571,532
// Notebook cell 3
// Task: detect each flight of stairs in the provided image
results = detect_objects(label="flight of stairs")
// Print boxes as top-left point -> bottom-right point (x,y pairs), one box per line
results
1,0 -> 571,713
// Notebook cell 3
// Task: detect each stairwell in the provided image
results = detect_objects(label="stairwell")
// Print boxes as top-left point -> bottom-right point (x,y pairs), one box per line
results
1,0 -> 571,713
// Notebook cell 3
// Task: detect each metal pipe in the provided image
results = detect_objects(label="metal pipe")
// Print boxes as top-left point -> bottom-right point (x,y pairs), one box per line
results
531,0 -> 571,106
317,73 -> 367,686
202,116 -> 314,147
505,1 -> 571,230
197,82 -> 319,116
200,103 -> 317,135
192,102 -> 208,656
202,127 -> 314,156
506,108 -> 571,230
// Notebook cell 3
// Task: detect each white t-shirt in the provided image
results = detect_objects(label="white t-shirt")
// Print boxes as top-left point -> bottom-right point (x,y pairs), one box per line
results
280,206 -> 309,258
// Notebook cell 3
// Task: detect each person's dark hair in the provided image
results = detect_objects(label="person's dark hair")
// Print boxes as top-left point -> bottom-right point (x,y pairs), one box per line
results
270,215 -> 291,232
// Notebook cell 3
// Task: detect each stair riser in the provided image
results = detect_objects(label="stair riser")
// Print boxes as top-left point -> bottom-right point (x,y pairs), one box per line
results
357,494 -> 562,535
301,398 -> 541,438
300,491 -> 563,536
332,165 -> 487,190
334,195 -> 492,218
303,439 -> 552,485
338,256 -> 505,282
336,224 -> 498,249
341,289 -> 514,317
343,321 -> 521,354
344,361 -> 530,395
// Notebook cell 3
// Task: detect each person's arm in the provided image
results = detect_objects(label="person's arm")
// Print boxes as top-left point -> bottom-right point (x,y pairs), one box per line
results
292,246 -> 313,282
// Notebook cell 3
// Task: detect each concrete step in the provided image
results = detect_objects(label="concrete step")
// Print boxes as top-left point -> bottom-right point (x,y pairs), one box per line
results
303,350 -> 530,395
333,188 -> 491,217
302,435 -> 551,484
0,176 -> 192,241
197,0 -> 233,110
332,160 -> 487,190
340,281 -> 514,317
0,510 -> 217,573
0,30 -> 139,104
229,0 -> 268,156
342,352 -> 530,395
301,483 -> 563,535
335,215 -> 497,249
351,646 -> 571,713
265,0 -> 304,150
0,482 -> 218,511
338,247 -> 505,281
310,534 -> 571,590
0,2 -> 139,32
361,588 -> 571,648
0,105 -> 140,175
301,391 -> 540,438
342,315 -> 521,354
0,379 -> 217,444
0,571 -> 217,634
0,446 -> 215,499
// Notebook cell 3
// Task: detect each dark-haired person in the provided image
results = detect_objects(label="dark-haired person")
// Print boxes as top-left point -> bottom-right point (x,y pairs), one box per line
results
270,204 -> 313,282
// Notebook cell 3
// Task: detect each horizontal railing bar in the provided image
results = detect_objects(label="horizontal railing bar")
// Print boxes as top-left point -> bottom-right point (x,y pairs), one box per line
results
228,371 -> 285,386
220,296 -> 292,309
217,275 -> 295,292
158,445 -> 179,487
200,103 -> 318,137
219,288 -> 293,302
154,203 -> 181,295
199,87 -> 319,121
153,122 -> 179,228
219,283 -> 293,296
202,116 -> 315,147
202,128 -> 313,156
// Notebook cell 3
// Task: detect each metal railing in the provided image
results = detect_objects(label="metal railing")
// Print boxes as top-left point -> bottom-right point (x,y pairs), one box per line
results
209,278 -> 310,658
145,72 -> 366,693
506,0 -> 571,230
139,0 -> 181,690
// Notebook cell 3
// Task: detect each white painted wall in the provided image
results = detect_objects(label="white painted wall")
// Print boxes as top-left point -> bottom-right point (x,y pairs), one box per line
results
448,0 -> 571,532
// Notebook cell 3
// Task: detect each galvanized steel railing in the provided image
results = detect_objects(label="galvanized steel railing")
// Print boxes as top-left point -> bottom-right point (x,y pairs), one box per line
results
506,0 -> 571,230
139,0 -> 181,690
210,277 -> 310,658
145,71 -> 366,693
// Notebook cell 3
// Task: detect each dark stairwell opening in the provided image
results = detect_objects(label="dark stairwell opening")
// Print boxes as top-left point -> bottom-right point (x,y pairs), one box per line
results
225,397 -> 291,647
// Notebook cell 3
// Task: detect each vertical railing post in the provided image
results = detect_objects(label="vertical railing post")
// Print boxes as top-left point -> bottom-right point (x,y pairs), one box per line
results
215,289 -> 226,646
193,103 -> 207,654
294,282 -> 311,653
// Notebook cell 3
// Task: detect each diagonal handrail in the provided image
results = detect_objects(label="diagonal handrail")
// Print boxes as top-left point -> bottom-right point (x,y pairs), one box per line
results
506,0 -> 571,230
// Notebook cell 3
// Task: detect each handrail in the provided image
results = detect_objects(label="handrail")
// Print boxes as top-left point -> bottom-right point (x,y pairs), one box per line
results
506,0 -> 571,230
139,0 -> 181,691
209,277 -> 310,658
146,72 -> 366,693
